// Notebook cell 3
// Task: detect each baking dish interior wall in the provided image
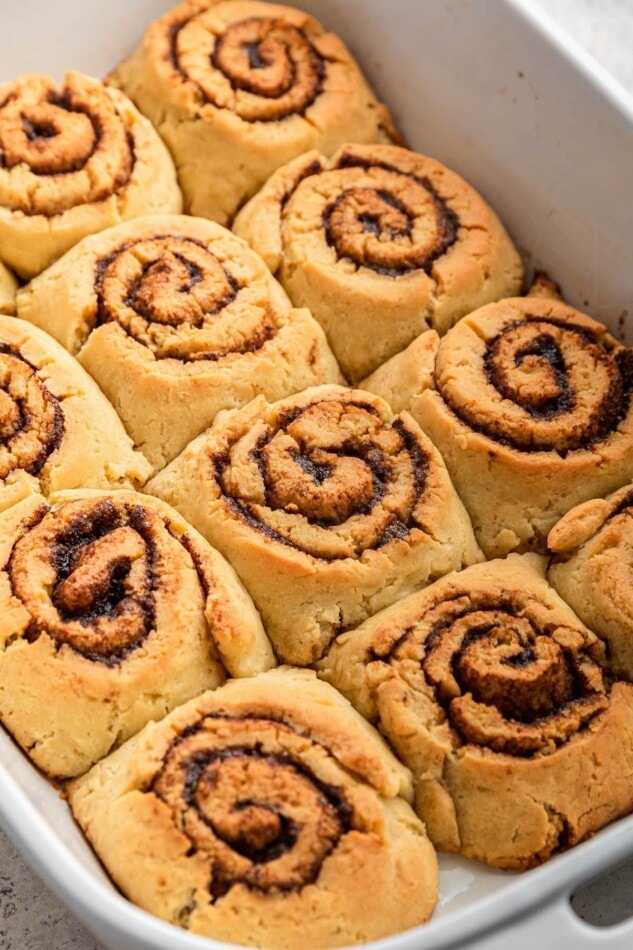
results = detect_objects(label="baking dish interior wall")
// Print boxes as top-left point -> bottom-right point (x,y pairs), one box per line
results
4,0 -> 631,340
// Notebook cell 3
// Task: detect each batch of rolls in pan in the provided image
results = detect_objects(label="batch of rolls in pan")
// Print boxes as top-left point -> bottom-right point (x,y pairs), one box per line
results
1,1 -> 632,947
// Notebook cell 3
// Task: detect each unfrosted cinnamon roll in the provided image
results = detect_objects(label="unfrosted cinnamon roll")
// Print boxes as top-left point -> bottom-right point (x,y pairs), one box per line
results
68,669 -> 438,947
367,297 -> 633,557
0,71 -> 182,279
147,385 -> 482,665
0,263 -> 17,315
233,144 -> 523,381
108,0 -> 398,226
549,483 -> 633,680
17,214 -> 341,470
318,554 -> 633,870
360,272 -> 564,410
0,316 -> 149,510
0,489 -> 274,778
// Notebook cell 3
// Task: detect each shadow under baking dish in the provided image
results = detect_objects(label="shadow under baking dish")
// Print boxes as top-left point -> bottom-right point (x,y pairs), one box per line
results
572,860 -> 633,928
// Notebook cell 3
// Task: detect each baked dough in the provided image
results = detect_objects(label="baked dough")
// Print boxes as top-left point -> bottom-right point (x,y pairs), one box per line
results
0,315 -> 149,511
68,668 -> 438,947
109,0 -> 398,225
17,214 -> 342,471
233,143 -> 523,381
549,483 -> 633,680
0,71 -> 182,279
366,297 -> 633,557
318,554 -> 633,870
0,489 -> 274,778
0,263 -> 17,315
361,330 -> 439,416
360,271 -> 564,410
146,384 -> 483,664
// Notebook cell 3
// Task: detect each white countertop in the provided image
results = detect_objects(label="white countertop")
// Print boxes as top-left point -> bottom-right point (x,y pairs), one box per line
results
1,1 -> 632,947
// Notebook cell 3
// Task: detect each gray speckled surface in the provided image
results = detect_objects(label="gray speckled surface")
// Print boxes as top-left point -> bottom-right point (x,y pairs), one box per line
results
0,834 -> 101,948
1,1 -> 633,947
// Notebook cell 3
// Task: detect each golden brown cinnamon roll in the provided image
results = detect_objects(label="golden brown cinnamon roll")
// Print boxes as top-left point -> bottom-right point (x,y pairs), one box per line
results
0,263 -> 17,315
0,71 -> 182,279
548,483 -> 633,680
366,297 -> 633,557
17,214 -> 341,470
233,144 -> 523,382
318,554 -> 633,870
108,0 -> 398,226
0,489 -> 274,778
68,669 -> 438,947
147,385 -> 482,665
0,316 -> 149,510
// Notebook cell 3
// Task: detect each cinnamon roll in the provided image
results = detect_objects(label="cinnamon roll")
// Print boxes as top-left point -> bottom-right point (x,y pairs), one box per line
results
549,483 -> 633,680
318,554 -> 633,870
0,71 -> 182,279
146,385 -> 483,665
233,144 -> 523,382
108,0 -> 398,226
68,669 -> 438,947
0,315 -> 149,510
383,296 -> 633,557
0,489 -> 274,778
0,263 -> 17,315
361,272 -> 565,410
17,215 -> 341,470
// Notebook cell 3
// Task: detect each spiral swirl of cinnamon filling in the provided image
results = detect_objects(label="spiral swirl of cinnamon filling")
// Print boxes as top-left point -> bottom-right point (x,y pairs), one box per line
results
322,168 -> 458,277
9,497 -> 165,664
170,14 -> 324,122
151,714 -> 351,899
386,593 -> 608,756
274,151 -> 459,278
441,316 -> 633,454
0,73 -> 134,216
93,235 -> 276,360
216,394 -> 429,559
0,344 -> 63,480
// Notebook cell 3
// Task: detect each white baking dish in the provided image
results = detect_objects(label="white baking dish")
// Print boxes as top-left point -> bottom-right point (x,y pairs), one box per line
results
2,0 -> 633,947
